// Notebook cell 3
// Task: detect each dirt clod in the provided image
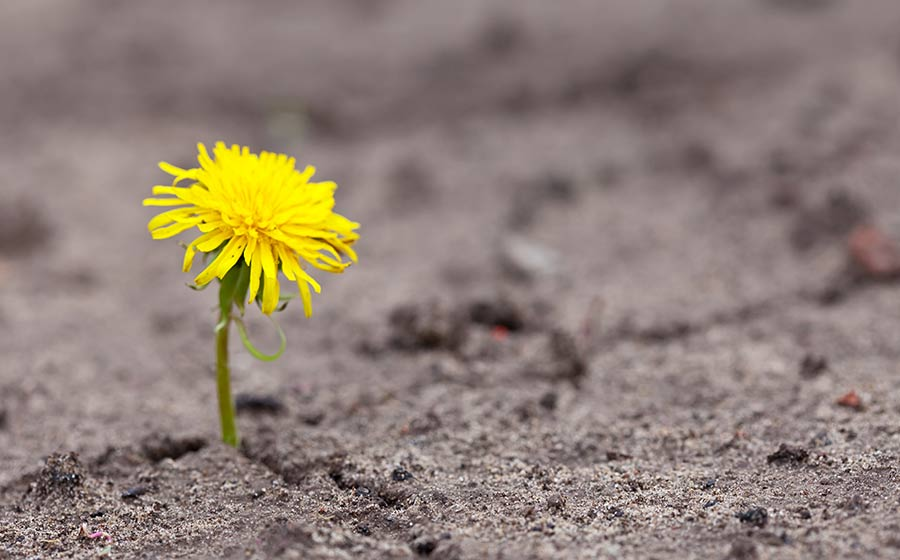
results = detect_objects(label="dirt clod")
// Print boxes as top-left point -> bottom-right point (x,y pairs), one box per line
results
35,453 -> 83,496
538,391 -> 558,411
767,444 -> 809,465
411,536 -> 438,556
389,301 -> 466,352
736,507 -> 768,528
546,492 -> 566,511
235,393 -> 285,415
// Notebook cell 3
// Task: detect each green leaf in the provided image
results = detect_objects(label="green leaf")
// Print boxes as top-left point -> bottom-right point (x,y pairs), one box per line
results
233,316 -> 287,362
231,263 -> 251,315
218,264 -> 242,318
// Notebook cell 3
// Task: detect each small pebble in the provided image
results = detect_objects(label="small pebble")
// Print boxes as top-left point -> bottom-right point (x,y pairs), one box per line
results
391,467 -> 413,482
121,486 -> 150,500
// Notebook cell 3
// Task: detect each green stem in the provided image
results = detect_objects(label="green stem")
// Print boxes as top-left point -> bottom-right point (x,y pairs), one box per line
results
216,307 -> 239,447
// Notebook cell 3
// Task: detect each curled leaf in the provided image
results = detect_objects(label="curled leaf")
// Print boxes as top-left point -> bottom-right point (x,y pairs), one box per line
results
233,316 -> 287,362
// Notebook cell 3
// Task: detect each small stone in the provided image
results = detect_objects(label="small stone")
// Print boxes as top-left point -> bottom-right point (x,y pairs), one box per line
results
391,467 -> 413,482
836,390 -> 864,411
498,235 -> 561,283
121,486 -> 150,500
809,430 -> 832,447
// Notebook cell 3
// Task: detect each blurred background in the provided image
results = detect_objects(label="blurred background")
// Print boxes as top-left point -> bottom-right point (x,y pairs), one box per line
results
4,1 -> 900,557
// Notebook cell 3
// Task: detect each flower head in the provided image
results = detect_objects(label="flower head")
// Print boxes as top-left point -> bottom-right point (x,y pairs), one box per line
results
144,142 -> 359,316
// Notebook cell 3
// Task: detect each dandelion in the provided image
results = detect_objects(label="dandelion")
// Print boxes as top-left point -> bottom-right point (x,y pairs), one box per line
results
144,142 -> 359,446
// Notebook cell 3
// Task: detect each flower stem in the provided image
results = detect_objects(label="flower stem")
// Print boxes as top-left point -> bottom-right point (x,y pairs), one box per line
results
216,308 -> 239,448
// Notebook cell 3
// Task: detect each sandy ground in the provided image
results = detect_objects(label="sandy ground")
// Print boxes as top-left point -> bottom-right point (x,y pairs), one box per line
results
3,0 -> 900,558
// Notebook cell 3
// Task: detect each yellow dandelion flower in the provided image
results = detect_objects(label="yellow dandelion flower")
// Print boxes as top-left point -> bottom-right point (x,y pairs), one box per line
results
143,142 -> 359,317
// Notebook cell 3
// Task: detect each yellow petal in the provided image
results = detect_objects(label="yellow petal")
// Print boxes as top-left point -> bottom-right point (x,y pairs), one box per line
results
257,239 -> 277,280
151,185 -> 209,206
147,207 -> 196,231
297,278 -> 312,318
150,221 -> 200,240
197,143 -> 216,173
159,162 -> 199,186
159,161 -> 188,176
143,198 -> 190,207
247,248 -> 262,304
214,236 -> 247,279
182,242 -> 197,272
193,243 -> 233,286
261,275 -> 280,315
196,230 -> 231,252
274,244 -> 297,281
183,230 -> 223,272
